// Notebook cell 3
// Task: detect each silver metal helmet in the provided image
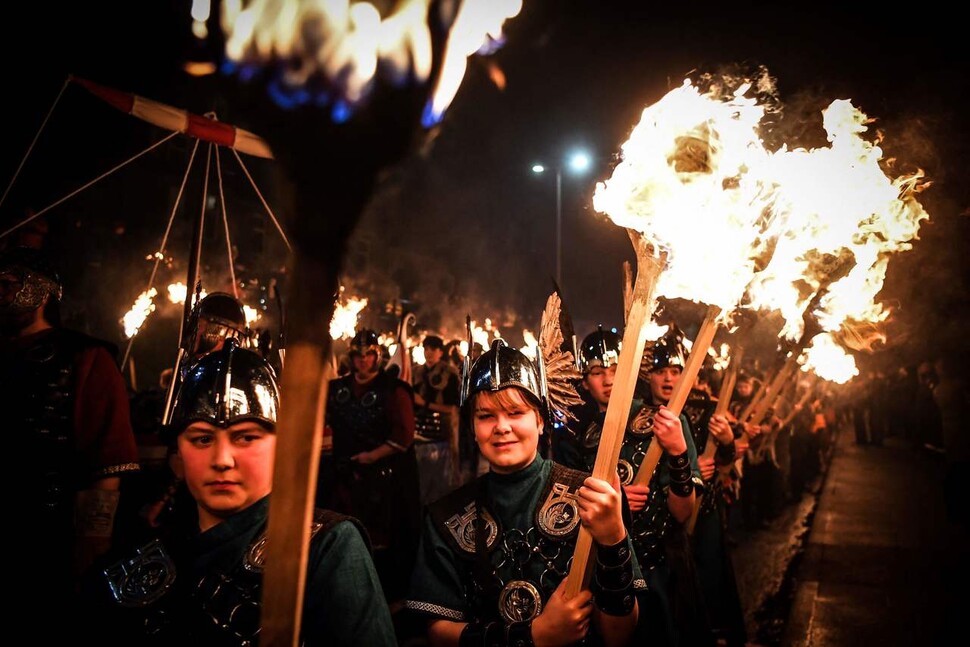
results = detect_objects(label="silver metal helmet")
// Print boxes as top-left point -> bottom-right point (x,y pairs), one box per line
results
188,292 -> 248,358
460,339 -> 548,414
349,328 -> 383,359
168,338 -> 279,437
578,327 -> 622,373
647,328 -> 687,371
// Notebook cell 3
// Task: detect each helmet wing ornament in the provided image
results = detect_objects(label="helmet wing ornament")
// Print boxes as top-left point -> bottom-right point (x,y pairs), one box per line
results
539,291 -> 584,424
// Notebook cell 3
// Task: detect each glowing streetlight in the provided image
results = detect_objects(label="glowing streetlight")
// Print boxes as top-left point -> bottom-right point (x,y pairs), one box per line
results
568,152 -> 590,172
532,150 -> 592,289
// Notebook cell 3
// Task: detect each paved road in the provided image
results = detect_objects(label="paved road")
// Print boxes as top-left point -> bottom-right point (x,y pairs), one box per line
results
729,435 -> 825,645
730,425 -> 969,646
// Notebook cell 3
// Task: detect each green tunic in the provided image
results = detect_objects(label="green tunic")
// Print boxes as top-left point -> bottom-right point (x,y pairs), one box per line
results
94,496 -> 396,646
405,455 -> 646,643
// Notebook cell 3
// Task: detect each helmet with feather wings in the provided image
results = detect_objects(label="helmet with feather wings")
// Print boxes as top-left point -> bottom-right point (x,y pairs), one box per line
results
460,292 -> 583,426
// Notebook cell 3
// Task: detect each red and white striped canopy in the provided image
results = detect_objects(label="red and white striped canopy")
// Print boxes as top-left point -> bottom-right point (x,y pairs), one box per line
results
72,76 -> 274,159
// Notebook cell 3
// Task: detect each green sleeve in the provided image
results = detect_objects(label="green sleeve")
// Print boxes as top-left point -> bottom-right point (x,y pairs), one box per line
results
682,414 -> 703,480
303,520 -> 397,647
657,414 -> 702,486
404,512 -> 469,622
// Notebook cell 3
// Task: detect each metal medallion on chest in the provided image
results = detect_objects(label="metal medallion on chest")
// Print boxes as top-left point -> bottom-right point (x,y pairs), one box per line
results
537,482 -> 580,538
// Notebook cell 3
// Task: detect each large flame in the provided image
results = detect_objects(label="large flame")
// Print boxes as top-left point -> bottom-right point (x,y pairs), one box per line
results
746,100 -> 930,341
595,71 -> 930,365
593,77 -> 777,320
211,0 -> 520,122
799,333 -> 859,384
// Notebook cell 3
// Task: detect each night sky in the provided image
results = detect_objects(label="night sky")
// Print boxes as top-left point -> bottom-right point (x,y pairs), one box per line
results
1,1 -> 966,389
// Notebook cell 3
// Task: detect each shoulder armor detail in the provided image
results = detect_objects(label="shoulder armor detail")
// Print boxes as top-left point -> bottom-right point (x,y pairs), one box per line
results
429,479 -> 500,557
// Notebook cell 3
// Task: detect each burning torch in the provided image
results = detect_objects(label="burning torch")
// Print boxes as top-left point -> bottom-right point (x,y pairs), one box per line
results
565,73 -> 781,595
567,65 -> 932,594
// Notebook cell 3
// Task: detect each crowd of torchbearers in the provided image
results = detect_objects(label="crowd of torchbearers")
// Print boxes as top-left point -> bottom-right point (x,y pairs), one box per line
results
5,1 -> 964,643
7,242 -> 963,647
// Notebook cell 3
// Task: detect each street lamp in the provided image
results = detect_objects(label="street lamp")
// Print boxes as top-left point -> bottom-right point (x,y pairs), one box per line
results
532,150 -> 592,289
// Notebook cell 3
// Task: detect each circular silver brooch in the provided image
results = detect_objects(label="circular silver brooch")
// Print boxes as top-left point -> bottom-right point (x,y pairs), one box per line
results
538,498 -> 580,537
617,458 -> 635,485
629,406 -> 656,437
499,580 -> 543,623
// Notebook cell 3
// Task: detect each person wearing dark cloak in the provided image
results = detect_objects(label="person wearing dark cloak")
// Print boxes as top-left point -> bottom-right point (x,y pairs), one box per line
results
1,246 -> 140,644
321,328 -> 422,604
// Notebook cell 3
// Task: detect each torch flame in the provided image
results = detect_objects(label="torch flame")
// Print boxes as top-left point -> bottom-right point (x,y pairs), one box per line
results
122,288 -> 158,338
746,99 -> 930,342
167,281 -> 207,305
464,318 -> 502,351
642,321 -> 669,342
242,305 -> 262,325
424,0 -> 522,126
412,344 -> 426,365
709,342 -> 732,371
592,76 -> 777,321
799,333 -> 859,384
220,0 -> 435,109
520,328 -> 538,359
330,290 -> 368,340
212,0 -> 521,121
596,70 -> 930,367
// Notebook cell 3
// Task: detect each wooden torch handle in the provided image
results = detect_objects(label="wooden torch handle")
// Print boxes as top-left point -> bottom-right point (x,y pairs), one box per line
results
564,232 -> 665,598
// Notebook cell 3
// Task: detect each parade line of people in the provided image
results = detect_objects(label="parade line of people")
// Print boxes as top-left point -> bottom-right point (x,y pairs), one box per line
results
7,244 -> 956,647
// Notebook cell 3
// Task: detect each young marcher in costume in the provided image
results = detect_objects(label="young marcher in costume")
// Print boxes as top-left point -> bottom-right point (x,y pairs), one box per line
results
720,371 -> 761,540
729,372 -> 776,530
406,295 -> 644,647
90,339 -> 396,646
633,330 -> 712,647
551,327 -> 622,469
135,291 -> 252,532
413,333 -> 465,493
560,327 -> 709,647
